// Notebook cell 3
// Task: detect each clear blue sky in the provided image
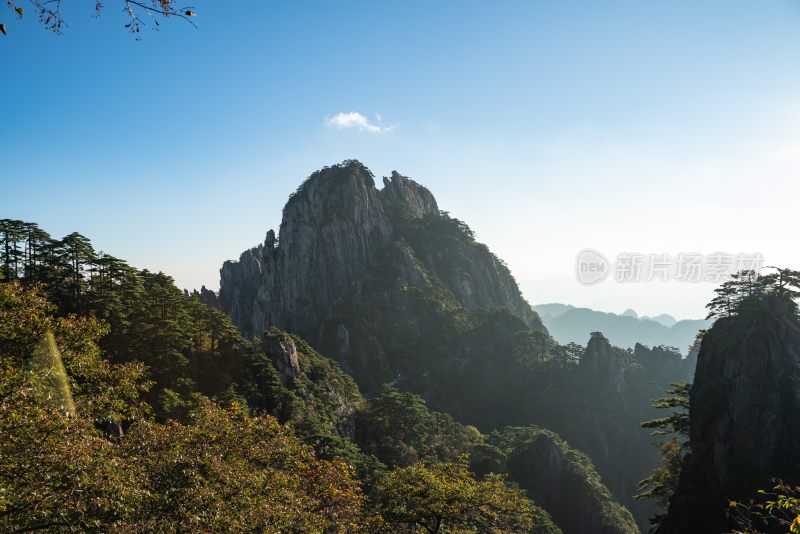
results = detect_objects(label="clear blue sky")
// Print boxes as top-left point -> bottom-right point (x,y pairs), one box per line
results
3,0 -> 800,319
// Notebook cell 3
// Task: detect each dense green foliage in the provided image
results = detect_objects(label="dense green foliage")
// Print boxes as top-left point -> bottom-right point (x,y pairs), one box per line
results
0,219 -> 364,437
375,457 -> 538,533
1,279 -> 560,533
706,268 -> 800,319
0,281 -> 369,532
355,386 -> 481,467
123,400 -> 368,532
1,219 -> 248,418
3,220 -> 686,533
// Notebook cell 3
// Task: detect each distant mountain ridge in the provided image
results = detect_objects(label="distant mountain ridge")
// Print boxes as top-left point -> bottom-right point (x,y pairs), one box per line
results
532,303 -> 709,353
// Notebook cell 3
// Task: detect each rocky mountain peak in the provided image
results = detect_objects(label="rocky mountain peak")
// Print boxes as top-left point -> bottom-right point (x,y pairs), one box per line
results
219,161 -> 544,389
281,160 -> 389,237
580,332 -> 627,393
380,171 -> 439,219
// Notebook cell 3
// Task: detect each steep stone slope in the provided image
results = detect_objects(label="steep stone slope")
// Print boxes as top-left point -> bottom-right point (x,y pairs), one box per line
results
656,296 -> 800,533
220,162 -> 393,340
219,160 -> 543,387
235,327 -> 364,442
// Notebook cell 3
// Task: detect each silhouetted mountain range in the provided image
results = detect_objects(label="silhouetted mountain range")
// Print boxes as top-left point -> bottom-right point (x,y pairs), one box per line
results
532,303 -> 709,353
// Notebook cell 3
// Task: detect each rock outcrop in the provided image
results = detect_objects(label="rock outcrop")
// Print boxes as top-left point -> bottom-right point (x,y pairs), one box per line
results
262,332 -> 300,384
220,162 -> 393,340
197,285 -> 219,309
219,160 -> 544,385
256,328 -> 363,440
656,296 -> 800,533
580,332 -> 628,394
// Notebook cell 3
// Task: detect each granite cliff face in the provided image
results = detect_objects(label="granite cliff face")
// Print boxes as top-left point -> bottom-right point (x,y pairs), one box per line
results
220,162 -> 394,340
262,331 -> 300,384
219,161 -> 544,388
579,332 -> 628,394
656,296 -> 800,533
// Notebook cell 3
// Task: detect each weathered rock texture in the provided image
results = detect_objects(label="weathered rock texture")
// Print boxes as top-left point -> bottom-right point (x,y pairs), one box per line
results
259,329 -> 363,440
262,332 -> 300,384
656,297 -> 800,533
580,332 -> 628,394
219,160 -> 543,388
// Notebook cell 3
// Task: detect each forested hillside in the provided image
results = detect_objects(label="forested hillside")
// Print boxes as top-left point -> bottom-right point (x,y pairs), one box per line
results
0,218 -> 647,533
0,167 -> 702,533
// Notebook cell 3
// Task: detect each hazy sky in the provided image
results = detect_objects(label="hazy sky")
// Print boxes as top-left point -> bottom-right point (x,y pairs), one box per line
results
3,0 -> 800,320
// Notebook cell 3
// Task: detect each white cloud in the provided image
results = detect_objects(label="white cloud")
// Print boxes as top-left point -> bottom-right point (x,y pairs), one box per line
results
326,111 -> 393,134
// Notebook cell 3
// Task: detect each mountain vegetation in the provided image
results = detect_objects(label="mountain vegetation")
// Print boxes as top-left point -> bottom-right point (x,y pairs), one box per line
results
0,280 -> 367,532
217,161 -> 697,531
1,164 -> 721,532
0,218 -> 583,532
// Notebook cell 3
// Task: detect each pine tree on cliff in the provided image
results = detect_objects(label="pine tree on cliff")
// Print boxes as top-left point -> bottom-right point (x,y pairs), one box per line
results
765,266 -> 800,301
636,382 -> 690,526
706,268 -> 800,319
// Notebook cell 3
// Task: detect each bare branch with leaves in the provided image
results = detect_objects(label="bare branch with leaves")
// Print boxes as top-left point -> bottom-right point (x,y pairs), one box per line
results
2,0 -> 197,38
